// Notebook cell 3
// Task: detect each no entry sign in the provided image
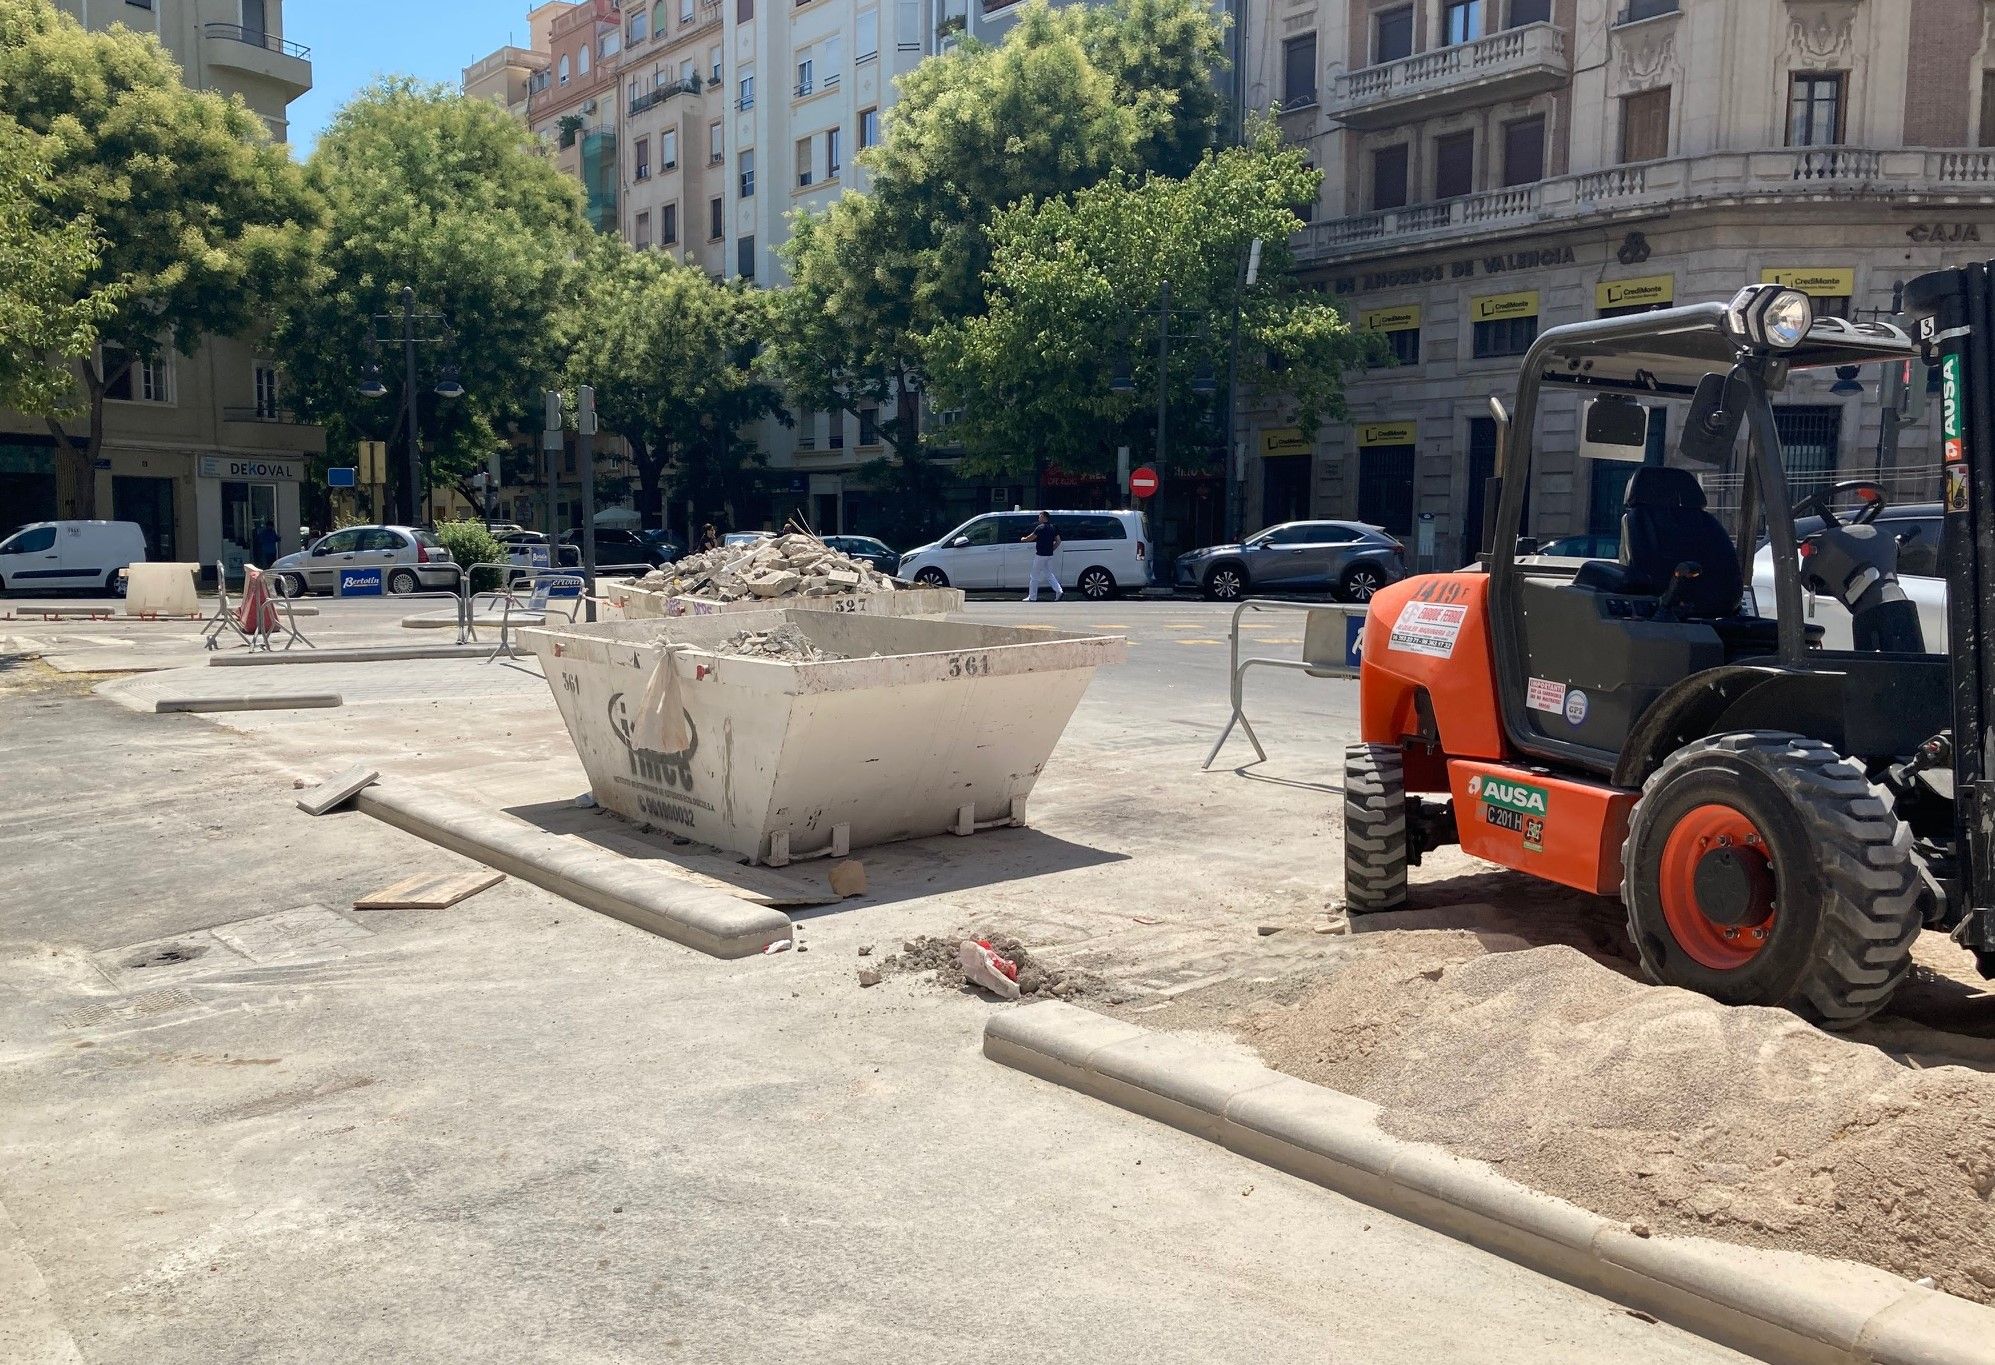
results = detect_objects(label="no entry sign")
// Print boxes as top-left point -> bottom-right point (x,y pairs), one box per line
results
1129,465 -> 1160,498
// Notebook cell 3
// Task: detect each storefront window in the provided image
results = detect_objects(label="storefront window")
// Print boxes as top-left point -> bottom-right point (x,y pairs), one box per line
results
222,480 -> 277,577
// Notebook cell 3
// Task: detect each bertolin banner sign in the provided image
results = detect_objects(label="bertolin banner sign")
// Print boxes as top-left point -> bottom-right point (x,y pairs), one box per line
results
197,455 -> 304,481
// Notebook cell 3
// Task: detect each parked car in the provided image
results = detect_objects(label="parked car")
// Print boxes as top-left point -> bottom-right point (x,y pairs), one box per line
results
560,526 -> 674,569
1751,500 -> 1946,651
822,534 -> 899,576
638,528 -> 686,563
0,520 -> 147,596
724,531 -> 774,547
1534,531 -> 1621,561
268,525 -> 458,597
1175,520 -> 1407,602
897,510 -> 1147,600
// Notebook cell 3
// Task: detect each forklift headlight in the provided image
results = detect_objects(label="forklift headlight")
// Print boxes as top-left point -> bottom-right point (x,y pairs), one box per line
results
1726,285 -> 1813,350
1761,290 -> 1813,349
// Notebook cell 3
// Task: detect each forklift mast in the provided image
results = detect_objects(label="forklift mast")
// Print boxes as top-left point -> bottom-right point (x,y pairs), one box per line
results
1904,262 -> 1995,959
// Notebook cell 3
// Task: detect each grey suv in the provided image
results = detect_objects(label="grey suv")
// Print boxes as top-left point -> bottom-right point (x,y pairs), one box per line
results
270,525 -> 457,597
1176,520 -> 1407,602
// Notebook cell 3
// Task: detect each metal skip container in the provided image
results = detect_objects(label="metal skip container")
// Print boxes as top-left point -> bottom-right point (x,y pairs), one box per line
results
522,610 -> 1126,865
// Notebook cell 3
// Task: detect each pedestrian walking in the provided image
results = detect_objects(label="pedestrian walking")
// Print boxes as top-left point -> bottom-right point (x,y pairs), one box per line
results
253,520 -> 279,568
1020,511 -> 1062,602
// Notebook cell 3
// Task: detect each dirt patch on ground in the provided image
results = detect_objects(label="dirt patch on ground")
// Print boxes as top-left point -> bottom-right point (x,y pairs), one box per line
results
878,932 -> 1106,1000
1220,933 -> 1995,1303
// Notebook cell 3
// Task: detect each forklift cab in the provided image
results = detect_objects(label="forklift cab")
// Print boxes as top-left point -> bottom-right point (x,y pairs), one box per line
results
1486,289 -> 1934,778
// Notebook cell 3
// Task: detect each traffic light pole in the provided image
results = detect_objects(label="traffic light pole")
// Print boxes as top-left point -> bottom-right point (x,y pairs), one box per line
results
578,384 -> 598,623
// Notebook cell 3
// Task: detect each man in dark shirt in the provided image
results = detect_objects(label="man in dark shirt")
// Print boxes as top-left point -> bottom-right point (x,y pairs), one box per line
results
1020,511 -> 1062,601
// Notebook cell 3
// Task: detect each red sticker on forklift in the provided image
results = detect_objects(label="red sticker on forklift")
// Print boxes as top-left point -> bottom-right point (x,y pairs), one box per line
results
1525,676 -> 1567,713
1388,601 -> 1468,658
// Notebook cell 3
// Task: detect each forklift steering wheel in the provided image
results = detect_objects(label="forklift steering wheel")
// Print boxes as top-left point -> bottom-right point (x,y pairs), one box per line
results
1791,480 -> 1889,528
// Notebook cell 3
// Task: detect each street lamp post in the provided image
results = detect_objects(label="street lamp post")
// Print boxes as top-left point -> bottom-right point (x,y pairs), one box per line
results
358,286 -> 464,526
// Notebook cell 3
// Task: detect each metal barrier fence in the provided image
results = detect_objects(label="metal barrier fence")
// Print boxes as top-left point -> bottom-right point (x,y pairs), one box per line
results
1202,598 -> 1367,770
202,562 -> 316,653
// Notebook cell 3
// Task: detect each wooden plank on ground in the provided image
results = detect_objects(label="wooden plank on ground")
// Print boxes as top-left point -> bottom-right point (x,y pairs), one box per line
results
354,870 -> 506,910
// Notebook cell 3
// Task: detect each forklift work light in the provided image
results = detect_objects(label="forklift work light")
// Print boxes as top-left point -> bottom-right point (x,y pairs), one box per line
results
1725,285 -> 1813,351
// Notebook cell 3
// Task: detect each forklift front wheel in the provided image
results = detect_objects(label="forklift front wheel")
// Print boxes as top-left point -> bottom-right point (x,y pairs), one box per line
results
1620,732 -> 1922,1028
1344,743 -> 1408,914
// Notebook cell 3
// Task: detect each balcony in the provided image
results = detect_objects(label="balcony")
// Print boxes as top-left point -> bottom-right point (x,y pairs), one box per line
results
202,22 -> 312,99
629,75 -> 702,117
1327,23 -> 1567,129
1296,147 -> 1995,266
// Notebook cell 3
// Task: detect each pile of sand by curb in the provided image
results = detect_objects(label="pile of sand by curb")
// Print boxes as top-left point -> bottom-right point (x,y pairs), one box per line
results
1234,939 -> 1995,1303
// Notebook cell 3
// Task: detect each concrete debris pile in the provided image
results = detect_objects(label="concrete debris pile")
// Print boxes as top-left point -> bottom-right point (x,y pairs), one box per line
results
879,932 -> 1104,1000
697,624 -> 842,663
635,533 -> 897,603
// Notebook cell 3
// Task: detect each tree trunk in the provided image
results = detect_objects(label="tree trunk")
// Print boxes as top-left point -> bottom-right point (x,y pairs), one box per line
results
625,431 -> 665,525
48,356 -> 109,520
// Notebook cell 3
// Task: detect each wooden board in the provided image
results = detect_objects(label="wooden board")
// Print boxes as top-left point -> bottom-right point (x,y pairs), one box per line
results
354,870 -> 505,910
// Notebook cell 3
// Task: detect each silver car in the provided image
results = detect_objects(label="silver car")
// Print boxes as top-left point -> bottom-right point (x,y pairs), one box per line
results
1175,520 -> 1408,602
270,525 -> 458,597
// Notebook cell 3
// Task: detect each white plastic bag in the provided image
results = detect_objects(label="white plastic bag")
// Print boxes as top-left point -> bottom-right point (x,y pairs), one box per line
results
632,644 -> 692,752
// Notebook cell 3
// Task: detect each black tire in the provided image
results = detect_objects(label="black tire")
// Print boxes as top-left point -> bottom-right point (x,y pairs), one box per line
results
1202,562 -> 1247,602
272,572 -> 304,599
1344,743 -> 1409,913
387,568 -> 419,596
105,569 -> 126,599
1340,561 -> 1389,602
1620,731 -> 1922,1028
1077,566 -> 1114,600
913,567 -> 949,588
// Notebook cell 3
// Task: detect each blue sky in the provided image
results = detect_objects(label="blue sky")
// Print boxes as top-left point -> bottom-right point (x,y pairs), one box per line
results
288,0 -> 522,155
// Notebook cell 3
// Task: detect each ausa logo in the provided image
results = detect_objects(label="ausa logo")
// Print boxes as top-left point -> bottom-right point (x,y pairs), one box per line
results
1476,776 -> 1549,815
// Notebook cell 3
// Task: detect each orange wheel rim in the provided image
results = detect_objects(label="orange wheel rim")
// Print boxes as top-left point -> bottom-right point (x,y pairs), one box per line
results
1656,803 -> 1776,971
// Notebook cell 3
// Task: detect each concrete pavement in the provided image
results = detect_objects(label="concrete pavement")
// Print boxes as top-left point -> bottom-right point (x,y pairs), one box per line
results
0,617 -> 1747,1363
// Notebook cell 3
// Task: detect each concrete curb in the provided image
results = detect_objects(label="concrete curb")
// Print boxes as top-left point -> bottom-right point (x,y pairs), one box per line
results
209,644 -> 494,667
351,782 -> 792,959
401,611 -> 546,630
155,693 -> 342,713
985,1001 -> 1995,1365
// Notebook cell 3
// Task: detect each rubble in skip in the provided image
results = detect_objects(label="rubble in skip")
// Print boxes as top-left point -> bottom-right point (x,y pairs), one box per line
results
635,533 -> 897,604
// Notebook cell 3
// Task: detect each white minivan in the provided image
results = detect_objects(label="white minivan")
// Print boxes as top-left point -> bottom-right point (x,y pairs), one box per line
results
0,520 -> 148,596
897,509 -> 1148,599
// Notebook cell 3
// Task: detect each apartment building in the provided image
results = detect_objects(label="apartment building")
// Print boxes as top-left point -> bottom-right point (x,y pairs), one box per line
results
1247,0 -> 1995,568
0,0 -> 322,580
473,0 -> 952,533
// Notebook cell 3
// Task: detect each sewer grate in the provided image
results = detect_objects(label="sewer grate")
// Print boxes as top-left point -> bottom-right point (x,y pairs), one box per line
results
126,944 -> 207,971
57,988 -> 199,1030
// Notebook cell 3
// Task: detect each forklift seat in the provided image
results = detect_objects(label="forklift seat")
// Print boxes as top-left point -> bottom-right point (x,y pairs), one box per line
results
1572,467 -> 1743,618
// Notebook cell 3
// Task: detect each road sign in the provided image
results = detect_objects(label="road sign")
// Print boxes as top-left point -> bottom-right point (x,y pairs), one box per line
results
336,567 -> 384,597
328,467 -> 357,488
1129,465 -> 1160,498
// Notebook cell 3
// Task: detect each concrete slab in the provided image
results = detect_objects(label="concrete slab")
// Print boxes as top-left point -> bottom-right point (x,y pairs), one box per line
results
155,693 -> 342,713
295,764 -> 380,816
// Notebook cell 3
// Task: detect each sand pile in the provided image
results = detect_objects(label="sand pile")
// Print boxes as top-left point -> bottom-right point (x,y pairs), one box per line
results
1235,938 -> 1995,1302
636,533 -> 896,602
881,932 -> 1104,1000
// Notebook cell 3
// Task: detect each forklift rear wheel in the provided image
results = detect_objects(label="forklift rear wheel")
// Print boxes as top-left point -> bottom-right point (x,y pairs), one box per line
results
1344,743 -> 1408,913
1620,731 -> 1922,1028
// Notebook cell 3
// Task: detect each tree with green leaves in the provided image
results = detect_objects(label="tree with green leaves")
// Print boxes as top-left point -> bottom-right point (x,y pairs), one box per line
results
277,78 -> 592,518
0,124 -> 112,418
571,244 -> 783,531
923,134 -> 1364,491
0,0 -> 321,518
772,0 -> 1228,544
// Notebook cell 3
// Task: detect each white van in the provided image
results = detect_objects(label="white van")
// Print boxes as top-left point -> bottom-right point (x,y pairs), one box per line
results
897,509 -> 1148,600
0,520 -> 148,597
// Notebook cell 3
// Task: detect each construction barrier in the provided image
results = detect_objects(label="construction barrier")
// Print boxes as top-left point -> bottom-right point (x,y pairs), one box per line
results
1202,599 -> 1367,770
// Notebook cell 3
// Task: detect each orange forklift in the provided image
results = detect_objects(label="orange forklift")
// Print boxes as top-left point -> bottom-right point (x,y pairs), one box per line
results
1345,273 -> 1995,1027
